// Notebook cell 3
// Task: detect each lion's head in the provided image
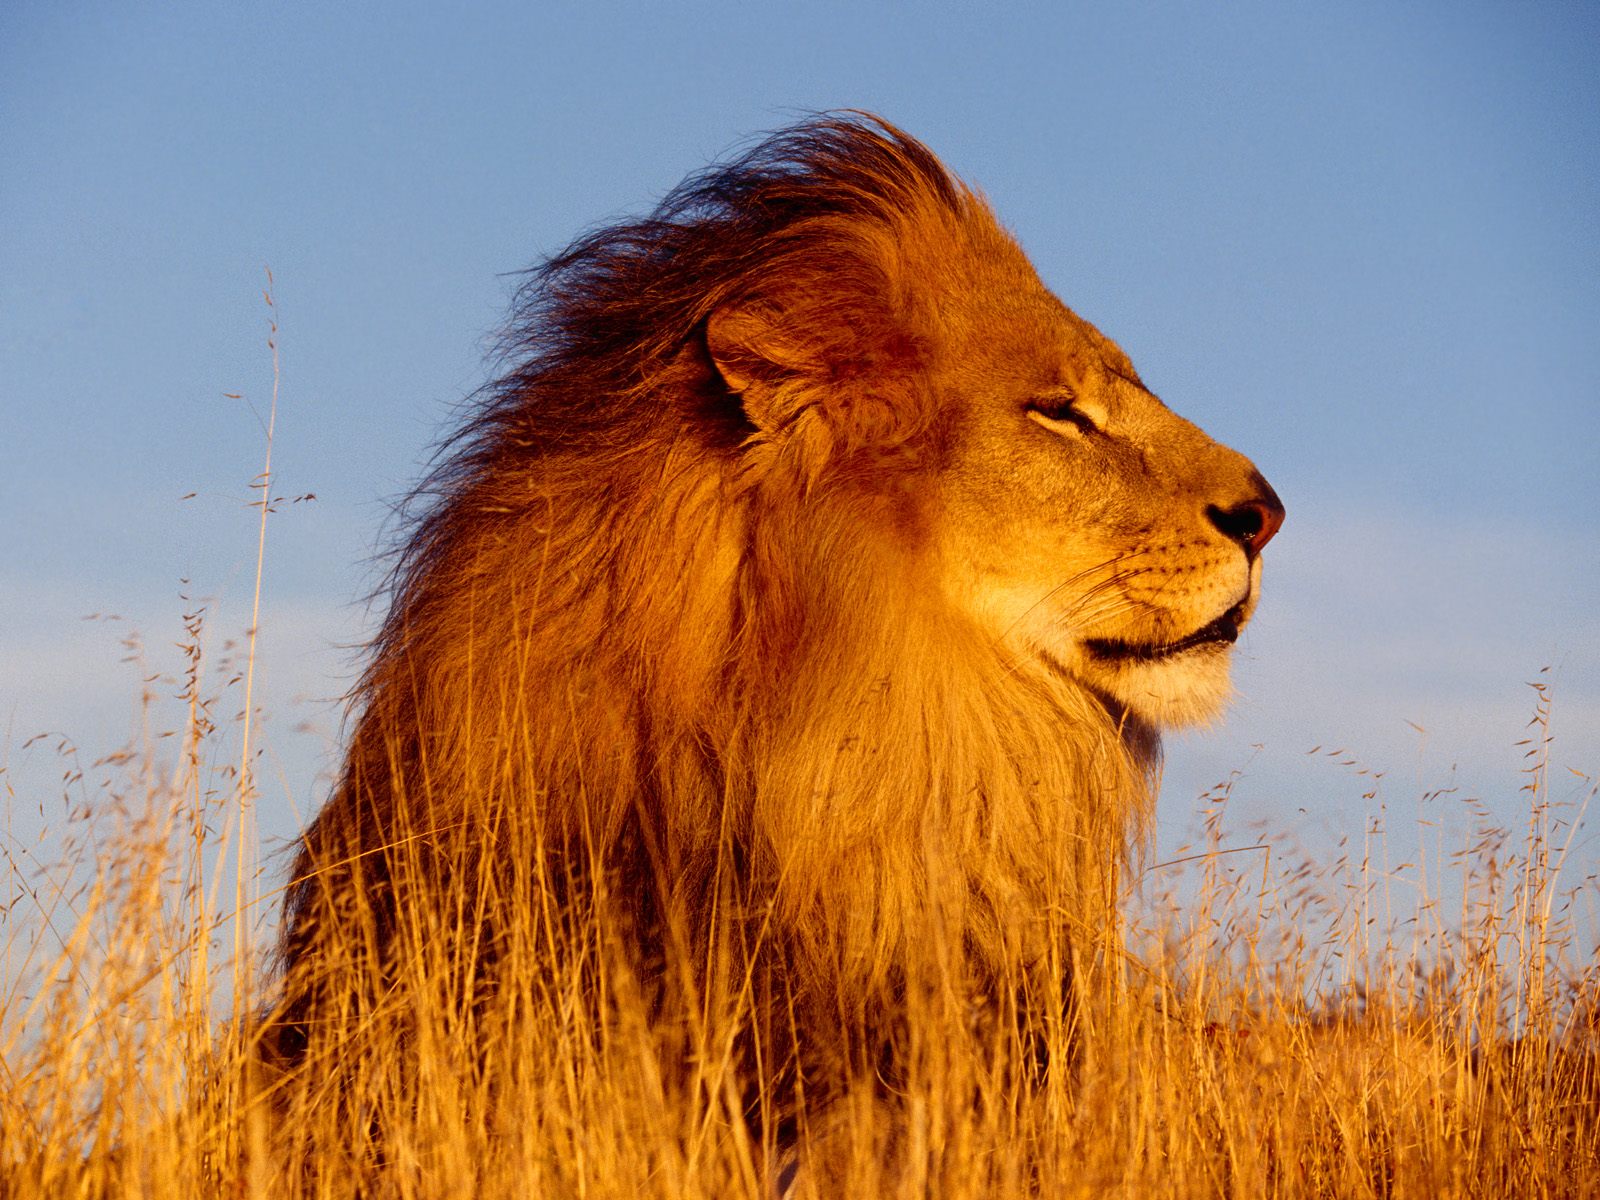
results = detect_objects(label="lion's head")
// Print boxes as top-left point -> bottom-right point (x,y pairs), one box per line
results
702,149 -> 1282,734
271,113 -> 1282,1104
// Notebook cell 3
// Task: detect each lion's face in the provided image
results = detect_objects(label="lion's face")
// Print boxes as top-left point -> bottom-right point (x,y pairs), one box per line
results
932,265 -> 1283,729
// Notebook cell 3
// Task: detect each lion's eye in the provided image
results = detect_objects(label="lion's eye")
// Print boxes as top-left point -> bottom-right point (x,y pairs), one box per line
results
1026,390 -> 1098,435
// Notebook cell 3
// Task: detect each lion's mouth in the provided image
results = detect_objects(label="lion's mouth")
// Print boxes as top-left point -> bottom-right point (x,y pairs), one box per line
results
1083,601 -> 1247,664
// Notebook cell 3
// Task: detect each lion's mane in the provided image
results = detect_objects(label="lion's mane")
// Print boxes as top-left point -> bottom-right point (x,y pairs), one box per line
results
271,114 -> 1153,1089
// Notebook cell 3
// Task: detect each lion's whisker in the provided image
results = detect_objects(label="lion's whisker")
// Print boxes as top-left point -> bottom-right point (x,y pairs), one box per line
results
999,549 -> 1151,642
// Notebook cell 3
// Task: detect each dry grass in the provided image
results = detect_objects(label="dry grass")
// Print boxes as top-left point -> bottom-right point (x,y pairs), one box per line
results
5,620 -> 1595,1199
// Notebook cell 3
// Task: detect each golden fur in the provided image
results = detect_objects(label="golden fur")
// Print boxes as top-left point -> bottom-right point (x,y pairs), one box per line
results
268,114 -> 1282,1102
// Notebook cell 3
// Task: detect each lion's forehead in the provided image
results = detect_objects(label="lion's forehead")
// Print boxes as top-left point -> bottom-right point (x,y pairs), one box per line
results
936,285 -> 1140,401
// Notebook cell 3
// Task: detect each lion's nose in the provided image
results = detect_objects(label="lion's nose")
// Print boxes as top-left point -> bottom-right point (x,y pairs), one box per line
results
1206,475 -> 1285,558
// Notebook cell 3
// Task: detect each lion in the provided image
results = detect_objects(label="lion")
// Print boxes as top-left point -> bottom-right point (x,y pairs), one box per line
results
264,112 -> 1282,1171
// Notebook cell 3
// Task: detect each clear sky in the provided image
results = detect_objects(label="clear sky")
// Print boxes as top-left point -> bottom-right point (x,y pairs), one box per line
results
2,2 -> 1596,925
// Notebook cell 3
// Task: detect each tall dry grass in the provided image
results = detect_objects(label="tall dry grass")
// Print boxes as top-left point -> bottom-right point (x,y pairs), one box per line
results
6,634 -> 1594,1200
4,318 -> 1596,1198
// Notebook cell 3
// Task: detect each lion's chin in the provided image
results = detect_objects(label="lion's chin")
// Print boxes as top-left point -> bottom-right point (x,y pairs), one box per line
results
1073,590 -> 1256,729
1028,634 -> 1236,730
1031,600 -> 1250,729
1087,645 -> 1237,729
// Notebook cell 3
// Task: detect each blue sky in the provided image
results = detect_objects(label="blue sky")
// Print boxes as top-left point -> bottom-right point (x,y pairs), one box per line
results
3,2 -> 1596,932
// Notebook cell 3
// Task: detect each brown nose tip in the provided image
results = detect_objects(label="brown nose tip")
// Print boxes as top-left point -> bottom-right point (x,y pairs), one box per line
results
1206,476 -> 1285,558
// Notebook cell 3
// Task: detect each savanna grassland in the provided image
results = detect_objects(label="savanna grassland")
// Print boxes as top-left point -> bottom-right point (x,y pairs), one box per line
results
6,587 -> 1597,1200
4,345 -> 1596,1198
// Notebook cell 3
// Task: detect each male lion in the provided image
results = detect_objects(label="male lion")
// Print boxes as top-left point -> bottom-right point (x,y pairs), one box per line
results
266,113 -> 1282,1175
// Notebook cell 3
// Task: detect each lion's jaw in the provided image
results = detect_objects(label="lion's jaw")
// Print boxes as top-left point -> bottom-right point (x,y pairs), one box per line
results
969,551 -> 1264,730
957,562 -> 1250,731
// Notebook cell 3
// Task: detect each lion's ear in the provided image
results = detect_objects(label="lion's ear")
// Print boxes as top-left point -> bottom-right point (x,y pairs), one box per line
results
707,271 -> 927,446
705,302 -> 816,433
705,306 -> 782,411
